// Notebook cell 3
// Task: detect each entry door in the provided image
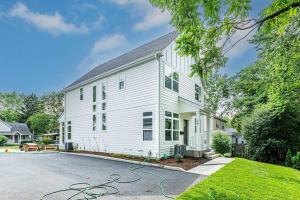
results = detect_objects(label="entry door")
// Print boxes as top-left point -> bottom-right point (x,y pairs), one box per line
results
184,120 -> 189,145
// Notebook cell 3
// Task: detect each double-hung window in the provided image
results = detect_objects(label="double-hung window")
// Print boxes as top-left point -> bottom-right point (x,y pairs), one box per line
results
165,111 -> 179,141
80,88 -> 83,100
67,121 -> 71,139
143,112 -> 153,141
102,83 -> 106,100
93,115 -> 96,131
164,63 -> 179,92
61,122 -> 65,143
102,113 -> 106,130
195,84 -> 201,102
93,86 -> 97,102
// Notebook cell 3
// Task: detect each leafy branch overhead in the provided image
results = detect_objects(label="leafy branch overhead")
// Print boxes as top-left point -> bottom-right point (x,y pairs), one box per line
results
150,0 -> 300,79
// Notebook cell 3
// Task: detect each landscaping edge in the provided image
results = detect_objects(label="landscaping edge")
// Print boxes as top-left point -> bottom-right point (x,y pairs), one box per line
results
59,151 -> 187,172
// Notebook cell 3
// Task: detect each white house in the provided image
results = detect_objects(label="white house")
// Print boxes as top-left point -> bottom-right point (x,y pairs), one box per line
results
60,31 -> 214,158
0,120 -> 32,144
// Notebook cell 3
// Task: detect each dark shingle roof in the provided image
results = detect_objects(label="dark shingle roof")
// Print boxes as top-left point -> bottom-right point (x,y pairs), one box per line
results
9,123 -> 32,135
66,31 -> 179,89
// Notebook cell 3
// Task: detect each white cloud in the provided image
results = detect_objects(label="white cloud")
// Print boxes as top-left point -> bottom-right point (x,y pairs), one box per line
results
9,2 -> 89,35
92,34 -> 127,53
110,0 -> 171,31
79,34 -> 128,70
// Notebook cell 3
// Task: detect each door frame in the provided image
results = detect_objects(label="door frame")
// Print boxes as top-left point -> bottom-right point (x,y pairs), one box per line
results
183,119 -> 189,146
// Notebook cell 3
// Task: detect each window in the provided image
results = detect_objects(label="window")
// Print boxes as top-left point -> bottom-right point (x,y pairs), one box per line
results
164,63 -> 179,92
61,122 -> 65,143
93,105 -> 97,112
143,112 -> 153,141
119,74 -> 125,90
67,121 -> 71,139
195,84 -> 201,102
102,83 -> 106,100
93,115 -> 96,131
165,111 -> 179,141
102,113 -> 106,130
80,88 -> 83,100
93,86 -> 97,102
102,102 -> 106,111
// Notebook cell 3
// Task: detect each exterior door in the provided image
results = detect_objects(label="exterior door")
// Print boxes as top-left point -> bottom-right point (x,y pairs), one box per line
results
184,120 -> 188,145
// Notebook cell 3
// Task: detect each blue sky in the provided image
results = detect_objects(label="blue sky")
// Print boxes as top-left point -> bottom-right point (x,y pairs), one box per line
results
0,0 -> 272,94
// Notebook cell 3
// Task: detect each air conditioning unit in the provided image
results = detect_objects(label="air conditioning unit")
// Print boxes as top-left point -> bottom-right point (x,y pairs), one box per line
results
65,142 -> 74,151
174,144 -> 186,156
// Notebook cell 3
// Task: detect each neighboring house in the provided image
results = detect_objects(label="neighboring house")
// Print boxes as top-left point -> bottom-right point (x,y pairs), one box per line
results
226,128 -> 246,144
0,120 -> 32,144
42,133 -> 59,144
213,116 -> 227,132
60,31 -> 214,158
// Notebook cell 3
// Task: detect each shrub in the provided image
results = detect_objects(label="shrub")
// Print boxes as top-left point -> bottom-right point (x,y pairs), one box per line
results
224,153 -> 232,158
41,137 -> 54,145
0,135 -> 8,146
285,149 -> 293,167
292,152 -> 300,170
243,107 -> 300,164
175,154 -> 183,162
212,131 -> 231,155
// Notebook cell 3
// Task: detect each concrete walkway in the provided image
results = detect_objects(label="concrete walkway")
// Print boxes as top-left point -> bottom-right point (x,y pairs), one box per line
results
188,157 -> 234,175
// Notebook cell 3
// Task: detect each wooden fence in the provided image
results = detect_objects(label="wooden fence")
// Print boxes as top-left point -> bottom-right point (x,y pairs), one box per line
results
231,143 -> 249,158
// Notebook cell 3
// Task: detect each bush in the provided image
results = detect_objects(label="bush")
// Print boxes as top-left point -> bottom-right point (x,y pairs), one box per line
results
243,107 -> 300,164
175,154 -> 183,162
292,152 -> 300,170
285,149 -> 293,167
224,153 -> 232,158
41,137 -> 54,145
211,131 -> 231,155
0,135 -> 8,146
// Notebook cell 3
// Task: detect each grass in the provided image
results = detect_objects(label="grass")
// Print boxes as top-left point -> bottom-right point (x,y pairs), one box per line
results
0,145 -> 19,150
176,158 -> 300,200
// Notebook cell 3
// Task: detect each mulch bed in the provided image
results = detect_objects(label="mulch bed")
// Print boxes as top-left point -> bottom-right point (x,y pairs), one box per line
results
62,150 -> 209,170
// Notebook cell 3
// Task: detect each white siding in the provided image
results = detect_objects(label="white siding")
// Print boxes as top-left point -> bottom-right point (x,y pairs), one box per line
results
64,59 -> 160,157
159,40 -> 206,156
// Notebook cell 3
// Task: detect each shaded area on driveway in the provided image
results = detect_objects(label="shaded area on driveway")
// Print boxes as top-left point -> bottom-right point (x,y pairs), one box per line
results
0,153 -> 205,200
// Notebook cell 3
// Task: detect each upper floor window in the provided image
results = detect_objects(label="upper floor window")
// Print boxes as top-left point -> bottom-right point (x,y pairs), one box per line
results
93,105 -> 97,112
143,112 -> 153,141
102,83 -> 106,100
80,88 -> 83,100
164,64 -> 179,92
195,84 -> 201,102
165,111 -> 179,141
93,86 -> 97,102
119,74 -> 125,90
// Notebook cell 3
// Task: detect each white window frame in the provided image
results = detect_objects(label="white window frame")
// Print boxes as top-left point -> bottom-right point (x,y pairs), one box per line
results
80,88 -> 83,100
102,82 -> 106,100
164,62 -> 179,93
67,121 -> 71,139
93,86 -> 97,102
119,73 -> 125,90
102,113 -> 106,131
143,112 -> 153,141
164,111 -> 179,141
93,115 -> 96,131
195,84 -> 201,102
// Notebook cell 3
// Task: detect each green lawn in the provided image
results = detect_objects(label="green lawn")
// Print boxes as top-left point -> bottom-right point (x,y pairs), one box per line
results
177,158 -> 300,200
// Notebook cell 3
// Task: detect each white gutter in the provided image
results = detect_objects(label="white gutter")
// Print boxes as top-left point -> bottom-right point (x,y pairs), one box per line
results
64,53 -> 159,92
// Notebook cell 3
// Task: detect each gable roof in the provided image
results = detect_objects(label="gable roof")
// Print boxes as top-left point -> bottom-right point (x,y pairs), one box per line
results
8,123 -> 32,135
66,31 -> 179,90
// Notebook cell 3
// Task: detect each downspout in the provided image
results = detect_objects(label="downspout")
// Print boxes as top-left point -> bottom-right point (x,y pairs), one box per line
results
156,52 -> 163,158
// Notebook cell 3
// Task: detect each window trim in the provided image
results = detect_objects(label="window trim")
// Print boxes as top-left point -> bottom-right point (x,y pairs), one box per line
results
164,111 -> 180,141
80,88 -> 83,100
102,113 -> 106,131
67,121 -> 71,140
119,74 -> 125,90
195,84 -> 201,102
93,115 -> 96,131
164,62 -> 179,93
93,86 -> 97,102
143,112 -> 153,141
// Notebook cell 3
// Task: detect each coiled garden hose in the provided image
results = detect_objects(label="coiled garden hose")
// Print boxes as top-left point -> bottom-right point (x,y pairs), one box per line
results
41,163 -> 175,200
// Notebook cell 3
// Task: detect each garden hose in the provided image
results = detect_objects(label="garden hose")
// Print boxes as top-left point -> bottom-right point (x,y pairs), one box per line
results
41,163 -> 175,200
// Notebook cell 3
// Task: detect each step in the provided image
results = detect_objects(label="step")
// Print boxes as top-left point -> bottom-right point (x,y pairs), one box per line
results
208,154 -> 220,160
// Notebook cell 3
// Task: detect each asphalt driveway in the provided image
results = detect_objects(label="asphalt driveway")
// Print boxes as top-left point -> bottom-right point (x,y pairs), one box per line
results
0,152 -> 204,200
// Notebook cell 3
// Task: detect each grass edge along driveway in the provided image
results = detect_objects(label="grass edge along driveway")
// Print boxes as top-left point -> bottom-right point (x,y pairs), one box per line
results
176,158 -> 300,200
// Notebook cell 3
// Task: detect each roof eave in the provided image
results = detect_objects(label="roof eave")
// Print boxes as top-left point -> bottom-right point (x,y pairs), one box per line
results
64,52 -> 160,92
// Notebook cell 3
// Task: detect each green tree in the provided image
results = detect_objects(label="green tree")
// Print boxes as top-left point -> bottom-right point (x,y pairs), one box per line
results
0,135 -> 8,146
19,93 -> 42,123
41,91 -> 64,118
0,92 -> 23,111
149,0 -> 300,79
212,131 -> 231,155
0,109 -> 20,122
27,113 -> 58,135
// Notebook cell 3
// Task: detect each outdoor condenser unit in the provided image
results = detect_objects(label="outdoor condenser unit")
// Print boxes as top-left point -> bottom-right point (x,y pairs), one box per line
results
174,144 -> 186,156
65,142 -> 74,151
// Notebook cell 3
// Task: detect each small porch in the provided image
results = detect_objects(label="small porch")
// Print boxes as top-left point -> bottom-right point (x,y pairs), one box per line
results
6,132 -> 32,144
178,97 -> 212,156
